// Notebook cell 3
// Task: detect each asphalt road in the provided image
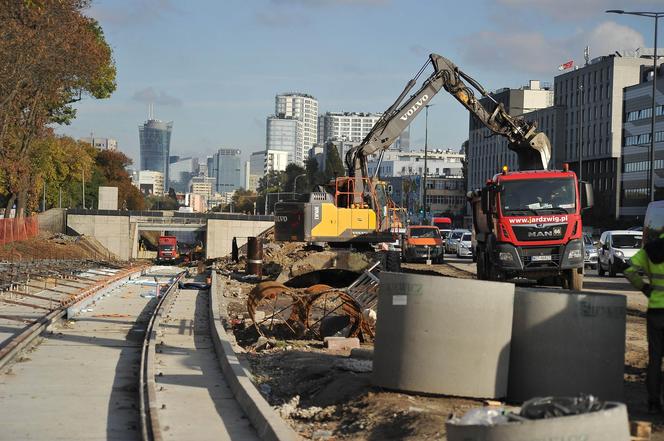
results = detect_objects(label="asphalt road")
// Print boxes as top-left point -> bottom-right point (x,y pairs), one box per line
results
441,252 -> 646,309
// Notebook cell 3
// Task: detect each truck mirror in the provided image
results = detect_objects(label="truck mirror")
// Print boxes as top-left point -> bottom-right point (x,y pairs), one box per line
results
581,181 -> 594,210
480,190 -> 489,214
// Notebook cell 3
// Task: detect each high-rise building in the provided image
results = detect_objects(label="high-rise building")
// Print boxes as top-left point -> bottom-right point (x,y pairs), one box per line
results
213,148 -> 242,194
318,112 -> 382,144
169,157 -> 199,193
273,92 -> 318,165
621,64 -> 664,219
368,149 -> 465,178
206,156 -> 215,178
467,80 -> 554,192
139,119 -> 173,192
80,136 -> 118,151
266,116 -> 302,164
189,176 -> 215,199
553,52 -> 653,224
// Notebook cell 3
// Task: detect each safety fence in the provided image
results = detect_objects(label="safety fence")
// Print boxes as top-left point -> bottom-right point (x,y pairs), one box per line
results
0,217 -> 39,245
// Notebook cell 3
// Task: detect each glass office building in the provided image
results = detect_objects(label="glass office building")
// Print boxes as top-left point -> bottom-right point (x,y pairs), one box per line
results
139,119 -> 173,192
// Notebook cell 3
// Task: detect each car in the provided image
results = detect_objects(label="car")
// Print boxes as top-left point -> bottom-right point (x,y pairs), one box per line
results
445,229 -> 469,254
598,230 -> 642,277
583,233 -> 598,270
456,232 -> 473,258
401,226 -> 445,263
438,229 -> 452,241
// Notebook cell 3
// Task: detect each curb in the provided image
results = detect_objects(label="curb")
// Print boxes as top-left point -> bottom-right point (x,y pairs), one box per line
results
209,271 -> 300,441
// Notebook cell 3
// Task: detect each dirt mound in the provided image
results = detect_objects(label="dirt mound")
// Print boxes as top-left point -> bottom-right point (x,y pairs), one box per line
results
0,232 -> 118,261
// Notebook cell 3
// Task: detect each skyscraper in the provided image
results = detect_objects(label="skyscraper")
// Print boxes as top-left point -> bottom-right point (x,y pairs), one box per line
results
139,119 -> 173,192
266,116 -> 301,164
272,92 -> 318,166
213,148 -> 242,194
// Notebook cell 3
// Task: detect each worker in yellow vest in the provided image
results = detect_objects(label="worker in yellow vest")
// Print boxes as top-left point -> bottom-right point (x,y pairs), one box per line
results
625,232 -> 664,414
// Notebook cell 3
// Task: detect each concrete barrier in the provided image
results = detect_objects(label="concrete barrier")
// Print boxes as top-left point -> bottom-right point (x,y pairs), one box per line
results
209,271 -> 300,441
446,402 -> 630,441
507,288 -> 626,403
372,273 -> 515,398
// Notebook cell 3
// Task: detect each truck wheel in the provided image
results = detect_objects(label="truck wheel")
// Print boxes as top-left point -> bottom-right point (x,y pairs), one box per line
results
564,268 -> 584,291
381,250 -> 401,272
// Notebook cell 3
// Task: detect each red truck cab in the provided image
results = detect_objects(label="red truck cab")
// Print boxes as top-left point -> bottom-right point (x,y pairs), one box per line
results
157,236 -> 179,263
470,167 -> 593,290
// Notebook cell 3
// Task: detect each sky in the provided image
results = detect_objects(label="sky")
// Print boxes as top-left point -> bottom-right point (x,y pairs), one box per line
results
58,0 -> 663,167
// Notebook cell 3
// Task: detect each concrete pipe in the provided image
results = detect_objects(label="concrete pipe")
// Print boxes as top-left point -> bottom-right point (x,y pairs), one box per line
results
372,273 -> 515,398
507,288 -> 626,403
446,402 -> 630,441
246,237 -> 262,277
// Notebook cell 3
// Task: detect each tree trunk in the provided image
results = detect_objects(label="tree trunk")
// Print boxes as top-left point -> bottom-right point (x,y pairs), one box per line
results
4,194 -> 16,218
15,189 -> 27,218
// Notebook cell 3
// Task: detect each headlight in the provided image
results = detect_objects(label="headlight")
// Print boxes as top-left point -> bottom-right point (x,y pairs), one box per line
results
614,250 -> 624,258
568,249 -> 583,259
499,252 -> 514,262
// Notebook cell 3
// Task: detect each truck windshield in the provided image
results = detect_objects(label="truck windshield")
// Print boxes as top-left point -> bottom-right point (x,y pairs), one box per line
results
409,228 -> 439,238
160,245 -> 175,251
500,178 -> 576,215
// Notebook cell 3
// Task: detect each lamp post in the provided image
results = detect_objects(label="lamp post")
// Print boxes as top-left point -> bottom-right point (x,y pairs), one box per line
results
293,173 -> 306,194
578,82 -> 584,183
607,9 -> 663,202
423,104 -> 434,219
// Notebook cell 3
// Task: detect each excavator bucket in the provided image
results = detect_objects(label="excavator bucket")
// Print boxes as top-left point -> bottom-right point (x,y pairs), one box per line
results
511,131 -> 552,171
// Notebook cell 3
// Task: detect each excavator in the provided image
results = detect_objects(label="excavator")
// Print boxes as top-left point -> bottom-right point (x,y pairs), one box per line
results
274,53 -> 554,247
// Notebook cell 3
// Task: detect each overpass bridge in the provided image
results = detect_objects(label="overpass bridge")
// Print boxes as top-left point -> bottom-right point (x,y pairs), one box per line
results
62,209 -> 273,260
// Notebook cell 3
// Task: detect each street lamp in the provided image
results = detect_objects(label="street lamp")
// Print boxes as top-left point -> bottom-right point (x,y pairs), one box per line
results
607,9 -> 663,202
293,173 -> 306,194
423,104 -> 434,218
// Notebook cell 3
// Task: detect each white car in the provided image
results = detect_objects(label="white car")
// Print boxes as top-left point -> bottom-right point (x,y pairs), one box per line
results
456,232 -> 473,258
445,229 -> 469,253
598,230 -> 642,277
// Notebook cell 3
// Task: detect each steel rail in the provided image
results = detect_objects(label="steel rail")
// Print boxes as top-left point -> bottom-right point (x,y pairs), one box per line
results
139,271 -> 186,441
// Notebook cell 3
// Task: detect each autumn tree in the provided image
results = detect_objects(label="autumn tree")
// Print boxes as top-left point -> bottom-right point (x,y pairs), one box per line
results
0,0 -> 116,216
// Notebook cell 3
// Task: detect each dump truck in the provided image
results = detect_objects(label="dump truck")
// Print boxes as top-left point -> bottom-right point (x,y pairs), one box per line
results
156,235 -> 178,263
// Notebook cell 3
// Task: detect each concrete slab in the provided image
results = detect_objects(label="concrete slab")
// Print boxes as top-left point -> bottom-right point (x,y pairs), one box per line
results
0,267 -> 181,441
154,288 -> 259,441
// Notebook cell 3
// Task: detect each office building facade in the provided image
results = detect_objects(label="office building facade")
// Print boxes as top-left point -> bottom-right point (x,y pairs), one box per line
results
266,116 -> 302,164
554,53 -> 653,224
621,64 -> 664,218
81,136 -> 118,151
169,156 -> 199,193
136,170 -> 165,197
139,119 -> 173,192
368,149 -> 465,178
213,148 -> 242,194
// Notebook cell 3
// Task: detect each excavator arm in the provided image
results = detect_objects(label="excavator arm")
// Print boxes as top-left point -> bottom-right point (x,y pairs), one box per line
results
345,53 -> 552,203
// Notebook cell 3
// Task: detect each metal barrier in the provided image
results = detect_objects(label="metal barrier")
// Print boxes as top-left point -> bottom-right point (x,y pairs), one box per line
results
0,217 -> 39,245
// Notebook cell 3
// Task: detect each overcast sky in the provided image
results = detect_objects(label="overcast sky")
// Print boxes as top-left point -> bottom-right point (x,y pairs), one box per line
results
58,0 -> 661,166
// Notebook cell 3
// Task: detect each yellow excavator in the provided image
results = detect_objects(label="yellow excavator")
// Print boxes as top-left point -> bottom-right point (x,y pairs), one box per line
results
274,53 -> 551,245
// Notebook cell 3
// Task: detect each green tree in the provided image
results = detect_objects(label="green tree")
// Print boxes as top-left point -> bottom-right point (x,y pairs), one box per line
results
145,195 -> 178,211
0,1 -> 116,216
305,156 -> 326,190
324,142 -> 345,180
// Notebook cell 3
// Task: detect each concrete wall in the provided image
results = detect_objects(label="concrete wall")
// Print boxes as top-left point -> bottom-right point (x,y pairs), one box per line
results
67,214 -> 131,260
206,219 -> 273,259
38,208 -> 66,233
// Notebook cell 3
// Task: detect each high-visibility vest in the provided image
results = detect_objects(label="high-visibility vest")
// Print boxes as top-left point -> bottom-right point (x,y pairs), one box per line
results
625,234 -> 664,309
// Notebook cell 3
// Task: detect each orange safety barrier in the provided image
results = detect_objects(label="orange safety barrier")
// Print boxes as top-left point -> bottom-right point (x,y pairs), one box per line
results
0,217 -> 39,246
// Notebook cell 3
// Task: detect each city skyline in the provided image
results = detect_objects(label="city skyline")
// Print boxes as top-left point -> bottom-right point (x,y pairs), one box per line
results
57,0 -> 660,167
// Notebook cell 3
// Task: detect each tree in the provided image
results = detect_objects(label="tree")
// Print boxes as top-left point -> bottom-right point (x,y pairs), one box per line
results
305,156 -> 326,190
94,149 -> 145,210
231,188 -> 257,214
0,1 -> 117,216
145,195 -> 178,211
324,142 -> 345,180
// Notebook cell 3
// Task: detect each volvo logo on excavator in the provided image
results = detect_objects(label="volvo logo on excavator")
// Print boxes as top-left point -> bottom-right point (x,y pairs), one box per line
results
399,95 -> 429,121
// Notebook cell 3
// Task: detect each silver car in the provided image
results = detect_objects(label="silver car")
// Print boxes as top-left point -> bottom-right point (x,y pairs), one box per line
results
445,229 -> 469,253
583,234 -> 598,270
456,232 -> 473,258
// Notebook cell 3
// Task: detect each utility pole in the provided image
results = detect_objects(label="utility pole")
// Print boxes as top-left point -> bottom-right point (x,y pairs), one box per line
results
423,104 -> 434,220
82,169 -> 86,209
42,183 -> 46,212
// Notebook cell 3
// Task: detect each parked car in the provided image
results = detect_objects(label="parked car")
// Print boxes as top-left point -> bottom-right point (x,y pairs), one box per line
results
598,230 -> 642,277
445,229 -> 469,254
456,232 -> 473,258
583,233 -> 598,270
401,226 -> 445,263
